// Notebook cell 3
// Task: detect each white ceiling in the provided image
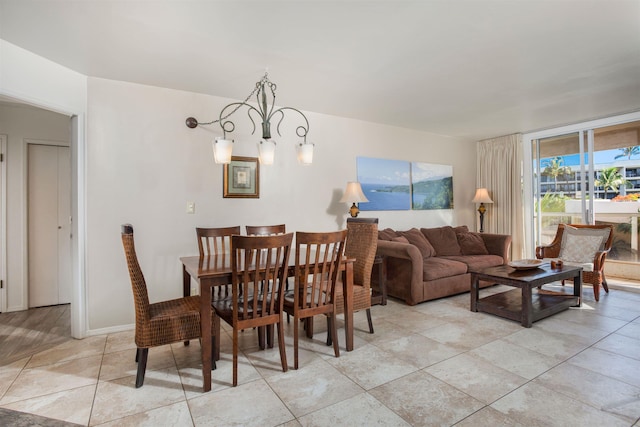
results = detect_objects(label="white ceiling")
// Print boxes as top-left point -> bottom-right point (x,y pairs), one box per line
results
1,0 -> 639,141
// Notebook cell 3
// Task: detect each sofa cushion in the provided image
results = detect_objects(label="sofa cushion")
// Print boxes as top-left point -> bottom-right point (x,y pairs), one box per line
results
442,255 -> 504,271
421,226 -> 462,256
400,228 -> 436,258
456,232 -> 489,255
378,228 -> 398,241
422,257 -> 468,281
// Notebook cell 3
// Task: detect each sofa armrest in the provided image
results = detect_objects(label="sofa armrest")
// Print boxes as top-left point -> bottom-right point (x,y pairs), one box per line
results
376,240 -> 424,304
478,233 -> 512,263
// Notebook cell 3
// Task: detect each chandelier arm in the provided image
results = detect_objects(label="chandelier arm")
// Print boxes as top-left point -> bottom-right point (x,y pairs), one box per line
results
216,102 -> 263,136
270,106 -> 310,140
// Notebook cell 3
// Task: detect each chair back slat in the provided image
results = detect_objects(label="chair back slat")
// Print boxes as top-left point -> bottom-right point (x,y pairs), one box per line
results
295,230 -> 347,310
231,234 -> 293,323
196,226 -> 240,256
245,224 -> 286,236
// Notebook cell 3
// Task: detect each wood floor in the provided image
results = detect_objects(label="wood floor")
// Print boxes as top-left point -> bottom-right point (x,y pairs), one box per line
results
0,304 -> 71,365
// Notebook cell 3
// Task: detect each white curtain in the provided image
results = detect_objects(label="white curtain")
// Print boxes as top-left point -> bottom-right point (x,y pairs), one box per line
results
477,134 -> 525,261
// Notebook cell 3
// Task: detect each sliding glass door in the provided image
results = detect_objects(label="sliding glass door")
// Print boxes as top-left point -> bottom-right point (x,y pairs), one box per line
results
532,131 -> 594,246
524,113 -> 640,280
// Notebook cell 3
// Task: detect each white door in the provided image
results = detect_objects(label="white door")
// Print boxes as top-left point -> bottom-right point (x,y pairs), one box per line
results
28,144 -> 71,307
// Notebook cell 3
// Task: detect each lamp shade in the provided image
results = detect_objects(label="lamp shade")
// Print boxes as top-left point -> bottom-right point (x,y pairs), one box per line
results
212,137 -> 233,164
339,182 -> 369,203
258,139 -> 276,165
472,188 -> 493,204
297,142 -> 314,165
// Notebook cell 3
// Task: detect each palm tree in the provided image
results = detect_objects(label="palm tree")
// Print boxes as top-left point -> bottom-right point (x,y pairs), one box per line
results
614,146 -> 640,160
594,167 -> 628,199
542,157 -> 572,192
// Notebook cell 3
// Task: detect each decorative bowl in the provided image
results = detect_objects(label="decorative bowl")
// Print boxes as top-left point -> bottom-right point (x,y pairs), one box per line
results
508,259 -> 544,270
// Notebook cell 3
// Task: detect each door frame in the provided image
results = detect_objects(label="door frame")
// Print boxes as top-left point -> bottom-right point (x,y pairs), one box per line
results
0,135 -> 6,312
522,111 -> 640,258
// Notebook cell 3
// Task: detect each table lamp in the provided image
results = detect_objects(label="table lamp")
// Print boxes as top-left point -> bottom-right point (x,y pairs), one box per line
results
339,182 -> 369,217
472,188 -> 493,232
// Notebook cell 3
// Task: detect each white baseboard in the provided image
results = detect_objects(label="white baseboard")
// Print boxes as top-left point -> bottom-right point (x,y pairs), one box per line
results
86,323 -> 134,336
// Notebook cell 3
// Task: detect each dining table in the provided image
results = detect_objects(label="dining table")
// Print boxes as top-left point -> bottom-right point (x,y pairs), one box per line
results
180,252 -> 355,392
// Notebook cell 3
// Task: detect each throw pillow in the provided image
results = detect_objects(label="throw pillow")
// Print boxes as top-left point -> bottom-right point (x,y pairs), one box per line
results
560,226 -> 610,263
392,236 -> 410,244
454,225 -> 469,234
399,228 -> 436,258
420,226 -> 462,256
378,228 -> 398,241
457,232 -> 489,255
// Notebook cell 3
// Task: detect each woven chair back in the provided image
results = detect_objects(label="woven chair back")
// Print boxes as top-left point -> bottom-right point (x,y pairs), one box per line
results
121,224 -> 151,331
345,221 -> 378,289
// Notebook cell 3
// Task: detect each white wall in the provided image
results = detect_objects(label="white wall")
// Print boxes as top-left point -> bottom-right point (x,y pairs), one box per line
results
0,104 -> 70,311
86,77 -> 476,332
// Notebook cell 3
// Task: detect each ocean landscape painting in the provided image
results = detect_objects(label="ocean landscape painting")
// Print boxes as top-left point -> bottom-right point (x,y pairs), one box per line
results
411,162 -> 454,210
356,157 -> 411,211
355,157 -> 454,211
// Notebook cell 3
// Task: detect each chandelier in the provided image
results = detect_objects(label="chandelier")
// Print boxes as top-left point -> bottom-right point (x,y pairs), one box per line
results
185,72 -> 314,165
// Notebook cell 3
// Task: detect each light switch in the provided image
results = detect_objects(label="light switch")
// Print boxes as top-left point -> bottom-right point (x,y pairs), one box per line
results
186,202 -> 195,214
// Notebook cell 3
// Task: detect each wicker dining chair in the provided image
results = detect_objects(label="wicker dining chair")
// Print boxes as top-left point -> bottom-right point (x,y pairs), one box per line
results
283,230 -> 347,369
121,224 -> 218,388
327,218 -> 378,345
536,223 -> 613,301
212,233 -> 293,386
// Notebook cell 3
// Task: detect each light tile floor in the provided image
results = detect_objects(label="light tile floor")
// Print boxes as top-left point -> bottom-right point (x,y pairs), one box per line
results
1,283 -> 640,426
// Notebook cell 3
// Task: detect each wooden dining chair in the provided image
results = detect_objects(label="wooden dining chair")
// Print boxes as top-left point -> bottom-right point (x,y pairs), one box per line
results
327,218 -> 378,345
246,224 -> 290,330
245,224 -> 286,236
121,224 -> 218,388
212,233 -> 293,386
196,226 -> 240,298
283,230 -> 347,369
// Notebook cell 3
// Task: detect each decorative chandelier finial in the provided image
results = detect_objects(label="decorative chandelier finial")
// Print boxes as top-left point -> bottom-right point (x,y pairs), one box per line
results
186,72 -> 314,165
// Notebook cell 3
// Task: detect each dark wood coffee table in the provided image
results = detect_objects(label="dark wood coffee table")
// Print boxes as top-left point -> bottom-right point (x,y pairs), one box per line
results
470,263 -> 582,327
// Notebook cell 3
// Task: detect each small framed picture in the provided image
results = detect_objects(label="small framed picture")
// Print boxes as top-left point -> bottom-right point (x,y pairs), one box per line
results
223,156 -> 259,198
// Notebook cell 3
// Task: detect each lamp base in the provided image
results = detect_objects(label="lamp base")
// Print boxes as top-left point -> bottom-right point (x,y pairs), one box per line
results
477,203 -> 486,233
349,203 -> 360,218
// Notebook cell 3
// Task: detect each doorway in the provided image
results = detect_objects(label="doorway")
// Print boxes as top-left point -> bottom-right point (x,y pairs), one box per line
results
525,113 -> 640,280
27,142 -> 72,307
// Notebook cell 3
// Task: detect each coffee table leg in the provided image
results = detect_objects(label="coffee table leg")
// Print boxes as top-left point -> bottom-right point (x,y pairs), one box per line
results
470,273 -> 479,312
522,286 -> 533,328
574,271 -> 582,307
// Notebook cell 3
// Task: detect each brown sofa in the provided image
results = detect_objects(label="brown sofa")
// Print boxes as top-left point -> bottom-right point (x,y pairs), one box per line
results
374,225 -> 512,305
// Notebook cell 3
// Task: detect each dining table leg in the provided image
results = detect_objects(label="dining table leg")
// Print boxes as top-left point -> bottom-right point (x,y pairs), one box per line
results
200,279 -> 212,392
343,261 -> 354,351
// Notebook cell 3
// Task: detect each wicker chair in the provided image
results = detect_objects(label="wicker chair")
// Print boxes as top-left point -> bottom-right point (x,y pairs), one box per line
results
212,233 -> 293,386
535,223 -> 613,301
283,230 -> 347,369
121,224 -> 218,388
327,218 -> 378,345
